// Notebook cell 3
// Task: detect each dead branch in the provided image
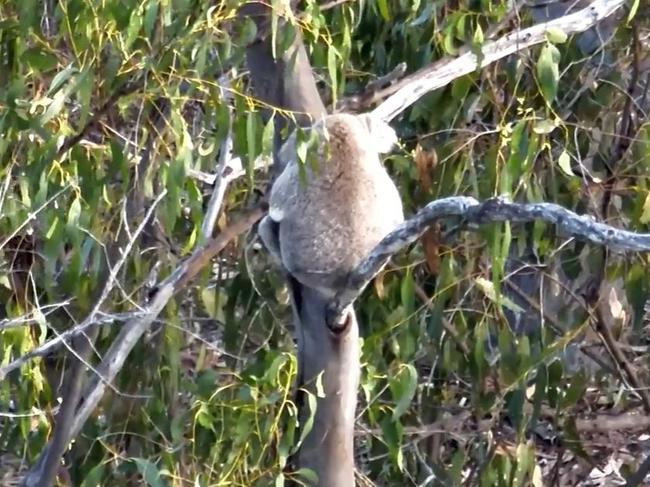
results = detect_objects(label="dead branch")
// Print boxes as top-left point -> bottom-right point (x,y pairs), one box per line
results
575,409 -> 650,433
1,206 -> 264,381
200,73 -> 235,241
372,0 -> 625,122
17,205 -> 264,484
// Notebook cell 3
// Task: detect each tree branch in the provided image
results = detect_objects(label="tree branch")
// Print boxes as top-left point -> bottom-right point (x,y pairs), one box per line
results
64,205 -> 264,442
14,205 -> 264,485
328,196 -> 650,327
200,73 -> 235,241
0,190 -> 167,380
372,0 -> 624,122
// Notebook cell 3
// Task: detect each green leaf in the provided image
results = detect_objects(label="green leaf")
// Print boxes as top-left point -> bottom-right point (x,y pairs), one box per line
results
270,0 -> 279,58
264,353 -> 288,384
125,5 -> 144,49
131,458 -> 166,487
512,442 -> 534,486
443,30 -> 458,56
293,468 -> 319,484
144,0 -> 159,39
327,44 -> 338,102
561,372 -> 587,408
640,193 -> 650,224
376,0 -> 390,21
473,23 -> 484,44
475,277 -> 524,314
81,463 -> 106,487
200,288 -> 217,317
380,417 -> 404,469
246,111 -> 258,186
296,392 -> 317,448
23,47 -> 58,72
532,119 -> 557,134
391,363 -> 417,420
400,270 -> 415,316
67,196 -> 81,226
195,403 -> 215,430
536,43 -> 560,105
237,17 -> 258,46
262,115 -> 275,156
40,90 -> 67,124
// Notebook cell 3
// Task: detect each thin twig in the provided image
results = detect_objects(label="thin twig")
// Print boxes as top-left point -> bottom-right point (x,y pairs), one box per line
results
187,155 -> 270,185
318,0 -> 353,12
409,274 -> 470,357
592,307 -> 650,412
0,185 -> 71,252
23,206 -> 264,484
0,301 -> 73,330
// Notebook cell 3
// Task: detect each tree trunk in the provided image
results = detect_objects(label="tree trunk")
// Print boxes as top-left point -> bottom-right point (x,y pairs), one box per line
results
238,3 -> 358,485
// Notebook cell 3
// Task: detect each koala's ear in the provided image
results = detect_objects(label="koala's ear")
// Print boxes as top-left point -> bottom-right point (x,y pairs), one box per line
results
359,114 -> 397,154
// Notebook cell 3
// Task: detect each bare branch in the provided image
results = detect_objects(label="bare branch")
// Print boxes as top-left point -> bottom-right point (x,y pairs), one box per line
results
200,73 -> 235,241
17,205 -> 264,484
0,190 -> 166,380
0,301 -> 73,331
0,185 -> 71,252
188,156 -> 270,186
65,205 -> 265,441
328,196 -> 650,327
0,311 -> 145,376
372,0 -> 625,122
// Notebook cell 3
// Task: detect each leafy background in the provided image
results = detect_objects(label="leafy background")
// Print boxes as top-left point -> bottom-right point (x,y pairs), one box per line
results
1,0 -> 650,485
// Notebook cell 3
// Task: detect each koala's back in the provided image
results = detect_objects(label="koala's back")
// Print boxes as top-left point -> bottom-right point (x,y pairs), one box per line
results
276,113 -> 404,292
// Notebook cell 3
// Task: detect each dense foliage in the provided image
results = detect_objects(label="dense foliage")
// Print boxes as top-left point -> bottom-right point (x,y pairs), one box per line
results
1,0 -> 649,485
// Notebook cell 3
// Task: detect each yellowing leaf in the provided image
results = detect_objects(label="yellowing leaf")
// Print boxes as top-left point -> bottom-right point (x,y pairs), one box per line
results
533,118 -> 556,134
546,27 -> 568,44
628,0 -> 640,22
473,23 -> 484,44
640,193 -> 650,223
475,276 -> 524,314
557,150 -> 573,177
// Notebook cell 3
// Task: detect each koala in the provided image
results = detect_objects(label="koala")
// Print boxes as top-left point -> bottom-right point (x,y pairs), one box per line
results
259,112 -> 404,298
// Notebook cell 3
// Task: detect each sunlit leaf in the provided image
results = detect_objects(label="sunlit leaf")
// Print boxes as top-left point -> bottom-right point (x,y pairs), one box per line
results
545,27 -> 568,44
